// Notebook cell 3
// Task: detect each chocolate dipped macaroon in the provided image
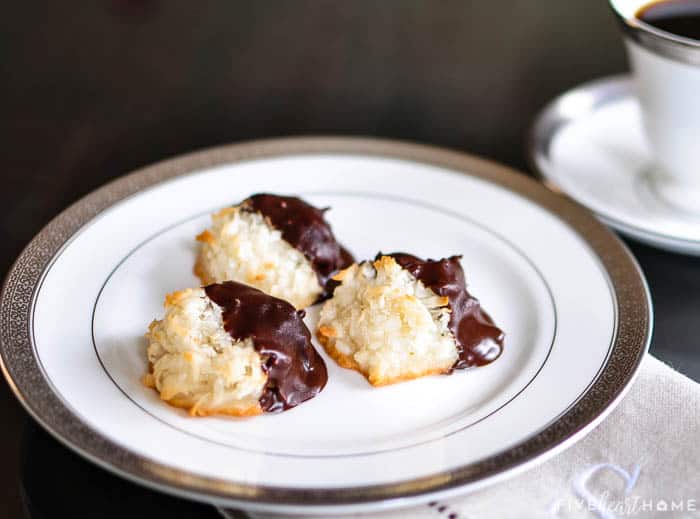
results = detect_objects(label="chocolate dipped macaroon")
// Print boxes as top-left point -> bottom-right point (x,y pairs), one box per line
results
145,281 -> 327,416
195,194 -> 354,309
317,253 -> 504,386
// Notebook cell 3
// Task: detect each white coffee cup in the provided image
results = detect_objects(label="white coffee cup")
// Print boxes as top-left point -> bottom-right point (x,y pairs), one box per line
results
609,0 -> 700,210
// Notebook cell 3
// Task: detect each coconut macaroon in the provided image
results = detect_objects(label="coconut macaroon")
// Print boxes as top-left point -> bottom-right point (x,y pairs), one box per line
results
145,281 -> 327,416
317,253 -> 504,386
195,194 -> 354,309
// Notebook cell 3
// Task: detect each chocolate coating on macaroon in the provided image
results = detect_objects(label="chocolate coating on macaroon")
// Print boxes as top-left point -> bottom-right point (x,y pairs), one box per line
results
243,194 -> 354,300
204,281 -> 327,412
383,253 -> 504,368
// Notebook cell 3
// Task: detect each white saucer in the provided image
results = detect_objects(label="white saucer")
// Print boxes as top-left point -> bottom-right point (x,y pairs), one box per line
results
530,74 -> 700,256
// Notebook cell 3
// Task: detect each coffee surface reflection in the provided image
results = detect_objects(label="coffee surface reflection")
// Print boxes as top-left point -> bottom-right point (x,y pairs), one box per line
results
637,0 -> 700,40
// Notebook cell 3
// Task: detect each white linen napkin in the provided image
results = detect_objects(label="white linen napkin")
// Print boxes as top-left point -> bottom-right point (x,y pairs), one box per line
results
219,355 -> 700,519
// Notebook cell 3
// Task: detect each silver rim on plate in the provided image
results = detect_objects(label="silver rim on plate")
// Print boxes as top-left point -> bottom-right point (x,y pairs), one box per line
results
0,137 -> 652,510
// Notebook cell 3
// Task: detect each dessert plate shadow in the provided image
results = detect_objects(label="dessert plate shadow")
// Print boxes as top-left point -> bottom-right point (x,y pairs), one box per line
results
0,137 -> 652,515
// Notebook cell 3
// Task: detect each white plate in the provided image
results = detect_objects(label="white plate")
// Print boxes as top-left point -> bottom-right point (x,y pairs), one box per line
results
0,138 -> 651,515
530,74 -> 700,256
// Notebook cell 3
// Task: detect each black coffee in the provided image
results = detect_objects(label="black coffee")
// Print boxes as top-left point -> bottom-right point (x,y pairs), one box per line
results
636,0 -> 700,40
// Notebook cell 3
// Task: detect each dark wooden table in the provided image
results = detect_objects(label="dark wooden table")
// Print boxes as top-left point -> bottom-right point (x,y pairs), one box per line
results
2,2 -> 699,517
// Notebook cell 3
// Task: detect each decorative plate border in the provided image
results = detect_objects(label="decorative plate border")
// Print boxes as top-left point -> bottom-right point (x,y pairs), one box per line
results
0,137 -> 652,513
